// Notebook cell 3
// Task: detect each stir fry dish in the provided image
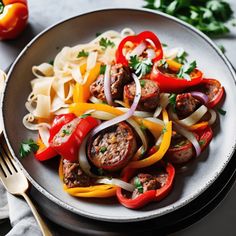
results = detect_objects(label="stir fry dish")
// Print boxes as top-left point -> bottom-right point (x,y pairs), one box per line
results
21,28 -> 225,209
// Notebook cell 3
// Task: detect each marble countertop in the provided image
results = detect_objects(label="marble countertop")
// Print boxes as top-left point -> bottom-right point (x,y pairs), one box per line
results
1,0 -> 236,235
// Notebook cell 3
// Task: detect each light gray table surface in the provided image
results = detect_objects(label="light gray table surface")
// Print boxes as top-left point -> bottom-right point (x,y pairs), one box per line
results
1,0 -> 236,235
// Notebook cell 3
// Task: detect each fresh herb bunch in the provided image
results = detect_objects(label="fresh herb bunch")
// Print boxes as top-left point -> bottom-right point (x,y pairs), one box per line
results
143,0 -> 234,36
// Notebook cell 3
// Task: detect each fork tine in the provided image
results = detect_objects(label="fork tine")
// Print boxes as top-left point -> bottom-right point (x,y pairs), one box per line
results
0,135 -> 20,172
0,145 -> 16,174
0,154 -> 10,177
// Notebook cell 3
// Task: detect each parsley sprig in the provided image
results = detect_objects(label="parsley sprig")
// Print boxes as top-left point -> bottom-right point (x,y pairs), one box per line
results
129,55 -> 153,77
19,139 -> 39,158
143,0 -> 234,37
134,177 -> 144,193
77,50 -> 89,58
177,60 -> 197,80
99,37 -> 115,50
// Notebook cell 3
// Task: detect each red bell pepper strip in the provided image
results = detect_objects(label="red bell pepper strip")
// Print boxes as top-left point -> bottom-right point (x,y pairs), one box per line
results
116,162 -> 175,209
0,0 -> 28,40
35,137 -> 58,161
150,60 -> 203,93
116,31 -> 163,66
193,78 -> 224,108
49,113 -> 77,142
196,126 -> 213,152
50,116 -> 99,162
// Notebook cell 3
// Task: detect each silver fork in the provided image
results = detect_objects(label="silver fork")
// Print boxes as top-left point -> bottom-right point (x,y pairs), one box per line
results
0,134 -> 52,236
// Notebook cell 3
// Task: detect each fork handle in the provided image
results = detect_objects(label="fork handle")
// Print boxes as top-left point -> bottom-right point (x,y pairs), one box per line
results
21,192 -> 53,236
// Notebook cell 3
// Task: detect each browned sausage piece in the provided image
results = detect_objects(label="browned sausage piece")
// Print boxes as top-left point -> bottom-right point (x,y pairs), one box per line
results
87,122 -> 137,171
175,93 -> 200,118
62,159 -> 93,188
130,172 -> 168,199
123,79 -> 160,111
90,63 -> 132,101
166,131 -> 197,164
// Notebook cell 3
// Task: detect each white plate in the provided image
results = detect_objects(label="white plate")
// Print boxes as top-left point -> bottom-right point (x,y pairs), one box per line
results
2,8 -> 236,222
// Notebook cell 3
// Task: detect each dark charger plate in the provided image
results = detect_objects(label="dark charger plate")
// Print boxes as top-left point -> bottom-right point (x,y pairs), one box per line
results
29,151 -> 236,236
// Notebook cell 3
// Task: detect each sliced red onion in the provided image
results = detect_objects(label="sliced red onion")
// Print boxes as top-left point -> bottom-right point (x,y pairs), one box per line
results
103,64 -> 113,106
173,122 -> 201,157
190,91 -> 209,104
127,41 -> 147,59
90,73 -> 141,138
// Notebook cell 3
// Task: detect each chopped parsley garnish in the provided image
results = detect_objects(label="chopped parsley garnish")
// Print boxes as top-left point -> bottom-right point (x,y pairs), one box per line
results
100,146 -> 107,153
19,139 -> 39,158
158,59 -> 168,70
143,0 -> 234,37
217,108 -> 226,115
80,113 -> 91,118
49,60 -> 54,65
177,60 -> 197,80
199,140 -> 206,146
161,126 -> 167,134
100,64 -> 106,74
140,80 -> 146,88
62,129 -> 71,135
134,177 -> 143,193
99,37 -> 115,50
0,2 -> 4,14
218,44 -> 226,54
129,55 -> 153,77
175,50 -> 188,64
77,50 -> 89,58
140,124 -> 147,132
169,93 -> 177,112
162,43 -> 168,47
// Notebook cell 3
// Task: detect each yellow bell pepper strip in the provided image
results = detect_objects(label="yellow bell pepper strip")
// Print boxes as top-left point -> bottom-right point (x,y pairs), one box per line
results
135,118 -> 163,140
70,102 -> 124,117
0,0 -> 28,40
188,121 -> 209,131
162,108 -> 169,124
166,59 -> 182,72
59,157 -> 116,198
73,63 -> 101,103
64,185 -> 117,198
127,121 -> 172,169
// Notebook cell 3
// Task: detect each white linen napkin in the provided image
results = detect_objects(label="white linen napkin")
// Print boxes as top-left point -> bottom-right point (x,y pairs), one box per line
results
0,182 -> 41,236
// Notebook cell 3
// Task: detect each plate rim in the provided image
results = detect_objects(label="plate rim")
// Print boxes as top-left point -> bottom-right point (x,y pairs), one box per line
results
2,7 -> 236,222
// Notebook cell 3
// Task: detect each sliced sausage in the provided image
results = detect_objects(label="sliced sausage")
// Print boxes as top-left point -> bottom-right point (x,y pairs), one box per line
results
124,79 -> 160,111
63,159 -> 93,188
87,122 -> 137,171
130,171 -> 168,199
166,131 -> 198,164
90,63 -> 132,101
175,93 -> 200,118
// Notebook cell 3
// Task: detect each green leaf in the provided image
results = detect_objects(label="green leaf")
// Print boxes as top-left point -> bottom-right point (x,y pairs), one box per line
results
0,1 -> 4,14
129,55 -> 153,77
175,49 -> 188,64
166,0 -> 178,15
100,146 -> 107,153
19,139 -> 39,158
80,113 -> 91,118
217,108 -> 226,115
62,129 -> 71,135
100,65 -> 106,74
177,60 -> 197,79
218,44 -> 226,54
134,177 -> 143,193
77,50 -> 89,58
99,37 -> 115,50
49,60 -> 54,66
140,80 -> 146,88
169,93 -> 177,111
